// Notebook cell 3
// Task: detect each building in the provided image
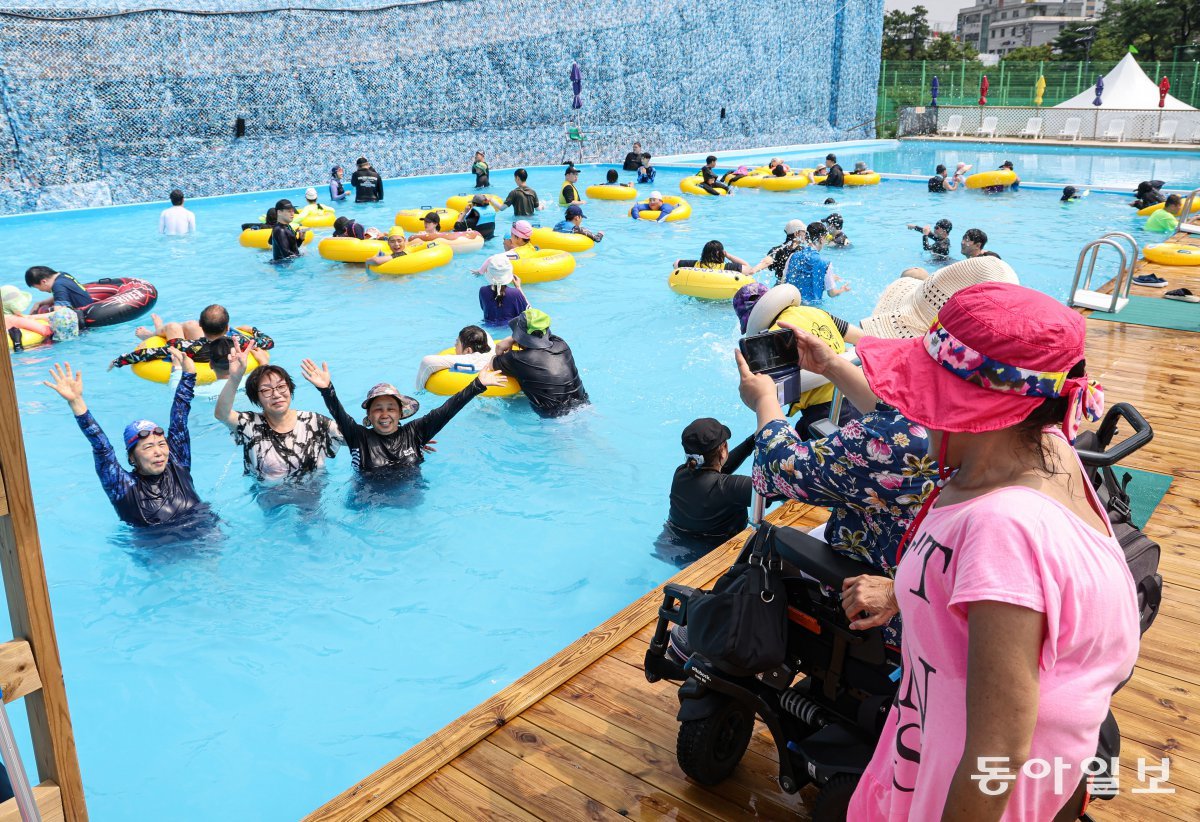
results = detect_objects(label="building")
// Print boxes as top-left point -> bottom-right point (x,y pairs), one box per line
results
957,0 -> 1098,56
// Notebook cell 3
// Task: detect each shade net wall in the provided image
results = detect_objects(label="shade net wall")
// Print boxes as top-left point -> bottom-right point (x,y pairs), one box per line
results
0,0 -> 884,214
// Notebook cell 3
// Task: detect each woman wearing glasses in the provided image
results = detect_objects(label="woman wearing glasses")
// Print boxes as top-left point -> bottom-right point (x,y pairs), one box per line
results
214,343 -> 343,481
44,349 -> 209,527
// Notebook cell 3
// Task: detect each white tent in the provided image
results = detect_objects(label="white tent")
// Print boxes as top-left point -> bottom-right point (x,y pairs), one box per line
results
1055,53 -> 1197,110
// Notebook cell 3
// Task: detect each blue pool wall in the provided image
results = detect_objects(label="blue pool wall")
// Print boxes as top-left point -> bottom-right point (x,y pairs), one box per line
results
0,0 -> 884,215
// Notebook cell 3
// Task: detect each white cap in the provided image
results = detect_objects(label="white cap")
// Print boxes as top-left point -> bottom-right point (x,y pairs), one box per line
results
304,187 -> 318,200
784,219 -> 805,236
484,253 -> 514,286
649,190 -> 663,200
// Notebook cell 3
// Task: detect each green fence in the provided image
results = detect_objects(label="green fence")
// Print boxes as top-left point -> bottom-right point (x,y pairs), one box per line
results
877,59 -> 1200,134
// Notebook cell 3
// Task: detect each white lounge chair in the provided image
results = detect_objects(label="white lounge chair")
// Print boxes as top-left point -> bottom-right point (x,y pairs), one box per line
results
1059,117 -> 1081,141
1018,117 -> 1043,139
1152,120 -> 1178,144
976,116 -> 998,139
1102,119 -> 1126,142
942,114 -> 963,137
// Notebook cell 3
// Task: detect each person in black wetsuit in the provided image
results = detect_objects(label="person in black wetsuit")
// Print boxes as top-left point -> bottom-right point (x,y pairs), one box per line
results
270,199 -> 308,261
350,157 -> 384,203
300,359 -> 505,474
907,218 -> 953,259
622,141 -> 643,171
814,153 -> 845,188
44,353 -> 209,528
491,308 -> 588,418
666,418 -> 755,546
1131,180 -> 1166,210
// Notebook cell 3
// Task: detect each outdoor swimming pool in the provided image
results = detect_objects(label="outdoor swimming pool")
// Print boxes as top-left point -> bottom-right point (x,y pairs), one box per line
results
0,141 -> 1184,820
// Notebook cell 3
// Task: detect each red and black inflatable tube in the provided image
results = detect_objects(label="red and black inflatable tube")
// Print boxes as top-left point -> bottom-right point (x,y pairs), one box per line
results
79,278 -> 158,328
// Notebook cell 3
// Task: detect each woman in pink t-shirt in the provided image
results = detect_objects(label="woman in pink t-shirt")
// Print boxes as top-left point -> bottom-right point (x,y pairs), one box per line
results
834,283 -> 1140,820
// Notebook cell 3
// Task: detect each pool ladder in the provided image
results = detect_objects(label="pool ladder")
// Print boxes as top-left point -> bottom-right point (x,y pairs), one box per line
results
1069,232 -> 1139,314
1179,188 -> 1200,235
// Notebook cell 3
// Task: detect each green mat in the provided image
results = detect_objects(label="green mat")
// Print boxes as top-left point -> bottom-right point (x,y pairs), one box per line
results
1113,465 -> 1173,529
1088,296 -> 1200,333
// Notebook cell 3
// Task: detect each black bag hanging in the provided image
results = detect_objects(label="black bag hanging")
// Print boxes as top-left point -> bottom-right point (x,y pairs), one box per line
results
685,526 -> 788,676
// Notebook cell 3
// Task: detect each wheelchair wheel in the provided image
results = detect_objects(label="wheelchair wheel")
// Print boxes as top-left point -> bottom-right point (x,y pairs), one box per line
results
812,773 -> 860,822
676,698 -> 755,785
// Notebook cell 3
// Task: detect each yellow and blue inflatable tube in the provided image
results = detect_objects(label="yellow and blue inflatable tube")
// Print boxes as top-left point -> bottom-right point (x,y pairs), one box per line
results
369,240 -> 454,276
511,249 -> 576,283
668,268 -> 757,300
679,176 -> 728,196
130,334 -> 259,386
424,347 -> 521,397
395,208 -> 459,232
585,184 -> 638,201
529,226 -> 594,253
965,170 -> 1017,190
630,195 -> 691,222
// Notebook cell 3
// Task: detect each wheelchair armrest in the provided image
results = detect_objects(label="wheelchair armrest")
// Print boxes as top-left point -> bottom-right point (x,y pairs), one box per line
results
1076,402 -> 1153,468
772,526 -> 888,588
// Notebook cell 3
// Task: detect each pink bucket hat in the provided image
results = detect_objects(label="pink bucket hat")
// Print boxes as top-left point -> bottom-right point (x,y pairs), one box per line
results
857,282 -> 1103,439
510,220 -> 533,240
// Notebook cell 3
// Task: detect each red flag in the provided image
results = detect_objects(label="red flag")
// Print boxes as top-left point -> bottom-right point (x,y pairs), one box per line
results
979,76 -> 989,106
1159,76 -> 1170,108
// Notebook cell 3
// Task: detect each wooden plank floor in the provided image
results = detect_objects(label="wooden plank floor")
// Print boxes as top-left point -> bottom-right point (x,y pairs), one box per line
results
310,226 -> 1200,822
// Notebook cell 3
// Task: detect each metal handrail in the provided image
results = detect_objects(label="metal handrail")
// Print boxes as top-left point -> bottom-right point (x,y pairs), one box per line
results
1069,238 -> 1129,314
1099,231 -> 1140,300
1181,188 -> 1200,227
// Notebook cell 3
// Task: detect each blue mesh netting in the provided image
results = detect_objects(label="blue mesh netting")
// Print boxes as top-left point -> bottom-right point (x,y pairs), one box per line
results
0,0 -> 884,214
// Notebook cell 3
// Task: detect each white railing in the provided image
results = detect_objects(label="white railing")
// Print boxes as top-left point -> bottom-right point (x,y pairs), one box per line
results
934,105 -> 1200,143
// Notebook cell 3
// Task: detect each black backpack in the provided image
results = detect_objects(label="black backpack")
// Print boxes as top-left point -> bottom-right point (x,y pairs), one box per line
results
1074,403 -> 1162,636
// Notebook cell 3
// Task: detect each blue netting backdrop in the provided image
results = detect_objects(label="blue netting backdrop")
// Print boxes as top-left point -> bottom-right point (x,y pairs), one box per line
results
0,0 -> 883,214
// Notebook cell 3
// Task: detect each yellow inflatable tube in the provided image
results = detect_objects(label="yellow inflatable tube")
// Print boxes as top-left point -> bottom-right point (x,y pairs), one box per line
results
760,173 -> 810,192
529,226 -> 594,253
631,195 -> 691,222
369,240 -> 454,276
130,335 -> 259,385
965,170 -> 1017,190
730,173 -> 771,189
1138,199 -> 1200,217
511,249 -> 576,283
5,316 -> 52,351
298,205 -> 336,228
679,176 -> 728,196
318,237 -> 388,263
1143,243 -> 1200,266
438,232 -> 485,253
446,194 -> 502,211
395,208 -> 459,232
668,268 -> 757,300
239,227 -> 313,249
842,172 -> 882,186
424,347 -> 521,397
585,184 -> 638,201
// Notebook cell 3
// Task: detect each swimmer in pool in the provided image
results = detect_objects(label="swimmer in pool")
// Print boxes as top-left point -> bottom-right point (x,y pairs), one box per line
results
630,191 -> 675,221
404,211 -> 483,245
112,305 -> 273,377
365,232 -> 416,266
603,169 -> 634,187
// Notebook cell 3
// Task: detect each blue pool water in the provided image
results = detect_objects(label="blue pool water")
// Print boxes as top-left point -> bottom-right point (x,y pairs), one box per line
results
0,145 -> 1185,820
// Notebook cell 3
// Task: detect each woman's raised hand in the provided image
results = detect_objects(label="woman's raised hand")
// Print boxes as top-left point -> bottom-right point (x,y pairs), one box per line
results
300,358 -> 331,389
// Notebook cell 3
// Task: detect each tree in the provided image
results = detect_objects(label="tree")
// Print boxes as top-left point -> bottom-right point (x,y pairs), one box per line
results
1098,0 -> 1200,61
925,32 -> 979,61
882,5 -> 932,60
1002,44 -> 1054,62
1051,22 -> 1123,62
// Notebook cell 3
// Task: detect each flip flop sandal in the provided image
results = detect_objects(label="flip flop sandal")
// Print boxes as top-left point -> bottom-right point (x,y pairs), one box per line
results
1164,288 -> 1200,303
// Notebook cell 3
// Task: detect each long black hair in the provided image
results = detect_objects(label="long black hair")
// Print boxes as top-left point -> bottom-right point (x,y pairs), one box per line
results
699,240 -> 726,265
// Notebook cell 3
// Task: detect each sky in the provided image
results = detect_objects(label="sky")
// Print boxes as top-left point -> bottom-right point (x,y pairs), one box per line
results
884,0 -> 965,30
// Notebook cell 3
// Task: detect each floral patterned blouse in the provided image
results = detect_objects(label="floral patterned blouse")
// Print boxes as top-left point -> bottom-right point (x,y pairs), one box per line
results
751,405 -> 938,577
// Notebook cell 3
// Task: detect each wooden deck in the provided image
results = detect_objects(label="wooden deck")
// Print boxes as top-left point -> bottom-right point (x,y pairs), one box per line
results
308,229 -> 1200,822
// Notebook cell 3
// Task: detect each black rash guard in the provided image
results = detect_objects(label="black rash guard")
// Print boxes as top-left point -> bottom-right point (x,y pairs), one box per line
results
666,434 -> 755,540
818,164 -> 845,187
271,223 -> 302,261
350,167 -> 384,202
622,152 -> 642,171
492,337 -> 588,417
318,379 -> 484,474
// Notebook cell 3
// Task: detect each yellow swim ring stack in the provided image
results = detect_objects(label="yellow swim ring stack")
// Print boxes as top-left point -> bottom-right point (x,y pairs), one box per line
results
511,249 -> 576,283
394,208 -> 459,232
424,348 -> 522,397
318,237 -> 389,263
369,240 -> 454,276
630,195 -> 691,222
131,335 -> 260,386
964,170 -> 1017,190
239,227 -> 314,249
668,267 -> 757,300
679,176 -> 729,196
585,184 -> 638,201
1143,243 -> 1200,266
445,194 -> 503,211
529,226 -> 594,253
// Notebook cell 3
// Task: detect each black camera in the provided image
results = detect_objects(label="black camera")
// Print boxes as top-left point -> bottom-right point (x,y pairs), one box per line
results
739,329 -> 804,406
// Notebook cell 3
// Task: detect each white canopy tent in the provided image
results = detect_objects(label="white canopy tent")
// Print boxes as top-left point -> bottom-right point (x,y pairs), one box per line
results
1055,53 -> 1197,111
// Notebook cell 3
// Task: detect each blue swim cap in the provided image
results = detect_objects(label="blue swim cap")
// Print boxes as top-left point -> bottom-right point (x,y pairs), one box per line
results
123,419 -> 164,450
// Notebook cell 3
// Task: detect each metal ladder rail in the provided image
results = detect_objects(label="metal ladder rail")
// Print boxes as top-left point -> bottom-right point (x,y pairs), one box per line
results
1179,188 -> 1200,234
0,689 -> 42,821
1069,238 -> 1129,314
1100,231 -> 1140,302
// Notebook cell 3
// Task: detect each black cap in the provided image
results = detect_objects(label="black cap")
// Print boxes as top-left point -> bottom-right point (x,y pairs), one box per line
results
355,157 -> 369,166
275,198 -> 295,210
682,418 -> 731,455
1000,160 -> 1014,169
564,166 -> 579,176
1061,185 -> 1077,201
935,218 -> 953,232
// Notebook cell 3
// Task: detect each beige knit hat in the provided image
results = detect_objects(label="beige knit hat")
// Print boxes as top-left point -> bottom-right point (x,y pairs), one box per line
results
859,256 -> 1019,339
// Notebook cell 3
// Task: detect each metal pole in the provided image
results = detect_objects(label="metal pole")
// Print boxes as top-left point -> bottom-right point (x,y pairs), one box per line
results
1076,61 -> 1083,96
0,691 -> 43,822
961,58 -> 967,102
749,491 -> 766,528
999,60 -> 1006,106
1192,62 -> 1198,108
920,61 -> 926,105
